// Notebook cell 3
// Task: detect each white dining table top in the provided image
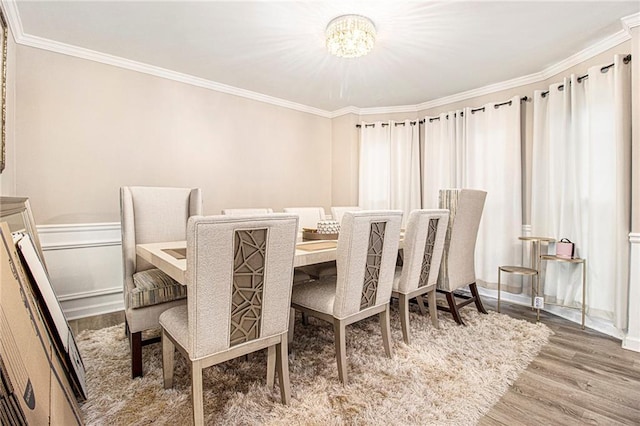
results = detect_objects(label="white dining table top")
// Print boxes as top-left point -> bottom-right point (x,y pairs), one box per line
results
136,239 -> 341,285
136,235 -> 404,286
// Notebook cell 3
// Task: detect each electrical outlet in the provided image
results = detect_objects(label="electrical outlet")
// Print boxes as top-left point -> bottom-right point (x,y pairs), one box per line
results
534,296 -> 544,309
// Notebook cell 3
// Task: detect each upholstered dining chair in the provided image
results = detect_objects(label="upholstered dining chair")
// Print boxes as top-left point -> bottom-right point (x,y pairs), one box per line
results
222,208 -> 274,215
436,189 -> 488,325
392,209 -> 449,344
120,186 -> 202,378
290,210 -> 402,384
283,207 -> 326,233
159,214 -> 298,425
330,206 -> 362,224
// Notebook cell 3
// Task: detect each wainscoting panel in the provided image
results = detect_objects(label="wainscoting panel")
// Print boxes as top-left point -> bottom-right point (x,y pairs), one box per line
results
38,223 -> 124,320
623,232 -> 640,352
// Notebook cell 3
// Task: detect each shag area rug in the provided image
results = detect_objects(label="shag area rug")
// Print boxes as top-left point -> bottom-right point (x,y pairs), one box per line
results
77,306 -> 552,425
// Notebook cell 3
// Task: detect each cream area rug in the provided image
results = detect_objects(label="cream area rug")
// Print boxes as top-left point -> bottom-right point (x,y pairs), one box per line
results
78,306 -> 552,425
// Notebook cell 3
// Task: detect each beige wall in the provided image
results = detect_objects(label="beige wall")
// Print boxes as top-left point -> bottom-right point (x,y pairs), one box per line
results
331,40 -> 634,225
0,16 -> 16,196
14,46 -> 332,224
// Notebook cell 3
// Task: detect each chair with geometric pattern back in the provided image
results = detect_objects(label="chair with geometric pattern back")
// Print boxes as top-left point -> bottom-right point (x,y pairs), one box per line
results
159,214 -> 298,425
392,209 -> 449,344
290,210 -> 402,384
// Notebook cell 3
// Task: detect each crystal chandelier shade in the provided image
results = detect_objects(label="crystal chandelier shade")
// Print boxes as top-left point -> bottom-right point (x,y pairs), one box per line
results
325,15 -> 376,58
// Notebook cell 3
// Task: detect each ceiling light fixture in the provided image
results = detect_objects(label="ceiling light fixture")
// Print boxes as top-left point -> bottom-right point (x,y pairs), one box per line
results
325,14 -> 376,58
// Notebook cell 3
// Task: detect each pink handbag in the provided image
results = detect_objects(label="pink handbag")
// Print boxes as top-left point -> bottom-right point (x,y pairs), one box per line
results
556,238 -> 575,259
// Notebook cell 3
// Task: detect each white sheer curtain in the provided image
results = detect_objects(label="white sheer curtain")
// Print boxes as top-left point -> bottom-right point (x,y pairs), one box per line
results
531,54 -> 631,328
422,111 -> 464,208
359,120 -> 421,219
424,96 -> 523,286
390,121 -> 421,216
359,122 -> 390,209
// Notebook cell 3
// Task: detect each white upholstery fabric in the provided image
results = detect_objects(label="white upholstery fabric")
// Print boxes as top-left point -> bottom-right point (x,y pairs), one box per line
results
160,214 -> 298,360
291,210 -> 402,320
394,209 -> 449,293
120,186 -> 202,332
283,207 -> 326,233
330,206 -> 362,224
288,277 -> 336,314
222,208 -> 274,215
437,189 -> 487,292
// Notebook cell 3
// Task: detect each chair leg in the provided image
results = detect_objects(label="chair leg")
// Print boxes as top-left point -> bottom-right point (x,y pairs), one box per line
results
301,312 -> 309,325
124,318 -> 130,338
130,331 -> 143,378
445,291 -> 466,326
333,320 -> 348,384
266,345 -> 276,388
276,337 -> 291,404
288,308 -> 295,345
162,330 -> 175,389
398,294 -> 411,345
380,305 -> 393,358
415,295 -> 427,315
427,289 -> 439,329
191,360 -> 204,426
470,282 -> 488,314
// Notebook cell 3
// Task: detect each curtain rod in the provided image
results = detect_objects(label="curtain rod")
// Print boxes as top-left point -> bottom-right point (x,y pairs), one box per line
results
427,96 -> 529,122
356,120 -> 423,128
541,54 -> 631,98
356,96 -> 529,127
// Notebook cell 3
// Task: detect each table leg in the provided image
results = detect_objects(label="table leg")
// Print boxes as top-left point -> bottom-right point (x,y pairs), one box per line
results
582,259 -> 586,330
497,267 -> 501,313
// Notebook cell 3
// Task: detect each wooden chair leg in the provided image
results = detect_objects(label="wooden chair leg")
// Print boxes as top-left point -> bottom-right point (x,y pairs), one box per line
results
162,330 -> 175,389
266,345 -> 276,388
301,312 -> 309,325
470,282 -> 488,314
276,337 -> 291,404
333,320 -> 348,384
191,360 -> 204,426
130,331 -> 143,378
427,289 -> 439,329
445,291 -> 466,326
288,308 -> 295,344
398,294 -> 411,345
415,295 -> 427,315
380,305 -> 393,357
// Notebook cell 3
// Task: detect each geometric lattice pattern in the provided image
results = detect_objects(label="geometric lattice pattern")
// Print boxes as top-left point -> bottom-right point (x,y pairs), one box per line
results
230,228 -> 267,347
418,218 -> 439,288
360,221 -> 386,310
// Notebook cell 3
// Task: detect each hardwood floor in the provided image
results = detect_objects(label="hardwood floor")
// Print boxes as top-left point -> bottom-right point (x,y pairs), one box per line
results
479,298 -> 640,425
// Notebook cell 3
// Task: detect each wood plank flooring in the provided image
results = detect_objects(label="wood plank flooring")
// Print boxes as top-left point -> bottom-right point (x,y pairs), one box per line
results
479,299 -> 640,425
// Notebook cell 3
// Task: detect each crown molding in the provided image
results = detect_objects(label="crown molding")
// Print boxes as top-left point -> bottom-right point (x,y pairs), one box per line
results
621,12 -> 640,32
3,1 -> 636,120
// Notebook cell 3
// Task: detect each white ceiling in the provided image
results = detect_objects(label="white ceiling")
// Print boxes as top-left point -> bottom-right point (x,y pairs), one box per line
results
12,1 -> 640,112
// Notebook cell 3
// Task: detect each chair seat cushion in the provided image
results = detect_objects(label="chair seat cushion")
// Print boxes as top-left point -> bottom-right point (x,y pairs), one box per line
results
130,268 -> 187,309
159,305 -> 188,350
290,276 -> 336,315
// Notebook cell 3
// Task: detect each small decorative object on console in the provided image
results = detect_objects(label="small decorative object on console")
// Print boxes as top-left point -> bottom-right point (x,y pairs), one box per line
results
556,238 -> 575,259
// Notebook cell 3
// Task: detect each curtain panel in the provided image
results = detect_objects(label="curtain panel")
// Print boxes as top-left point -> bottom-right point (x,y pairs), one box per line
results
531,54 -> 631,329
358,120 -> 421,222
424,96 -> 523,287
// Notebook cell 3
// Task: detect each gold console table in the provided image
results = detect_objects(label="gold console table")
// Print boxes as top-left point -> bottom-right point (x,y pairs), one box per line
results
537,254 -> 587,329
497,236 -> 555,313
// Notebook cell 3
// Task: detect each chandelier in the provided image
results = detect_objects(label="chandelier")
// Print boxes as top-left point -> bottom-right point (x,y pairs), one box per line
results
325,15 -> 376,58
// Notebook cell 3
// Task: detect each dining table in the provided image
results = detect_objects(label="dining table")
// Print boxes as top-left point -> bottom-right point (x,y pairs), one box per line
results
136,235 -> 404,285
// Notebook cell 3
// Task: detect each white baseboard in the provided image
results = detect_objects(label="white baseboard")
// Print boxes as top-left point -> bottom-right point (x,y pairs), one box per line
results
624,232 -> 640,352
